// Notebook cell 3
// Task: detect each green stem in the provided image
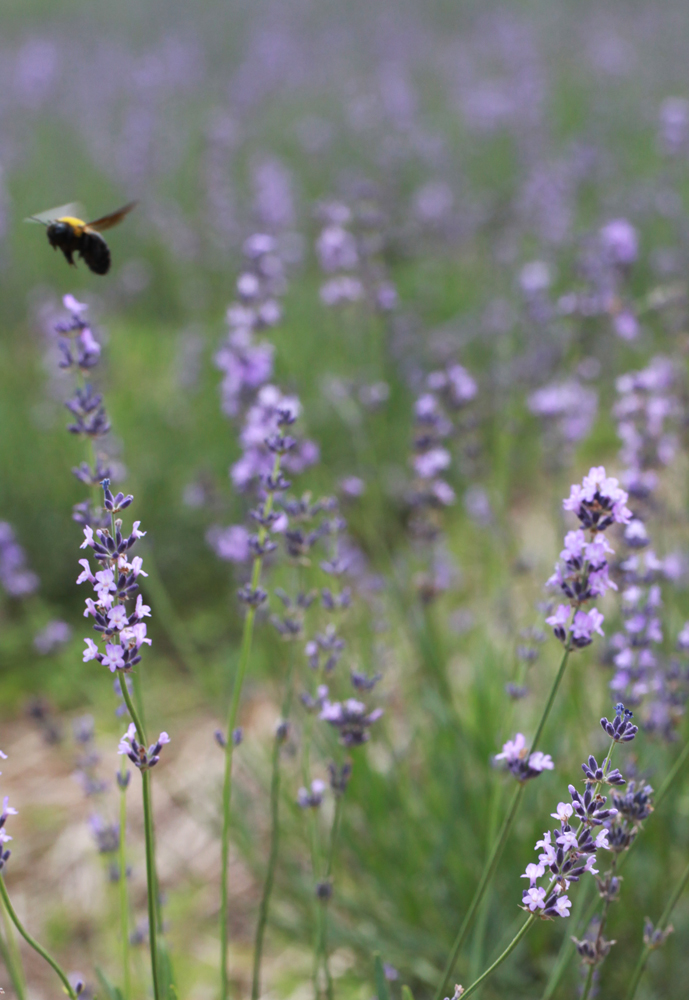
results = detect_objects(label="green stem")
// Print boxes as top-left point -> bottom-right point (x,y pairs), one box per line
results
626,856 -> 689,1000
321,796 -> 344,1000
529,643 -> 572,753
434,643 -> 572,1000
460,915 -> 536,998
434,783 -> 525,1000
581,854 -> 618,1000
302,712 -> 323,1000
251,650 -> 296,1000
220,454 -> 280,1000
0,876 -> 77,999
220,603 -> 256,1000
120,679 -> 161,1000
0,904 -> 26,1000
119,760 -> 131,1000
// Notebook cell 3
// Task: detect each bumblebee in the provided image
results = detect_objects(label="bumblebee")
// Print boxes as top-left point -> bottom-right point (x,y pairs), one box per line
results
27,201 -> 137,275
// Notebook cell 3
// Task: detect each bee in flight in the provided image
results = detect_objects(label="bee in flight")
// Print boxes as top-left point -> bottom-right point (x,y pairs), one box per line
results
26,201 -> 137,275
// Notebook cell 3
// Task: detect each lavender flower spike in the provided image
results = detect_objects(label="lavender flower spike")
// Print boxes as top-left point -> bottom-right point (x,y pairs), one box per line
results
545,467 -> 631,646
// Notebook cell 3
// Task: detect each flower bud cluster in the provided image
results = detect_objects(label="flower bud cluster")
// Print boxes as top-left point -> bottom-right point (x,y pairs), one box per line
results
78,482 -> 151,673
546,467 -> 632,647
118,723 -> 170,771
495,733 -> 554,783
319,697 -> 383,747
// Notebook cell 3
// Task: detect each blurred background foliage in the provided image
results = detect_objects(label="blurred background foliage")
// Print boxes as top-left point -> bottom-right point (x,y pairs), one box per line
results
2,1 -> 689,998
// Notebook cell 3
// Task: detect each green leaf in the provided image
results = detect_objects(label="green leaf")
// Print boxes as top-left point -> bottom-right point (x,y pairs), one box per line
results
402,987 -> 415,1000
95,967 -> 124,1000
374,953 -> 391,1000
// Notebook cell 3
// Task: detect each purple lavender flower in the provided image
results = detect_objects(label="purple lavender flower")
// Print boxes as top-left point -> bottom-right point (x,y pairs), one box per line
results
78,484 -> 152,673
319,698 -> 383,747
118,723 -> 170,771
495,733 -> 554,782
296,779 -> 326,808
544,468 -> 631,646
0,786 -> 17,871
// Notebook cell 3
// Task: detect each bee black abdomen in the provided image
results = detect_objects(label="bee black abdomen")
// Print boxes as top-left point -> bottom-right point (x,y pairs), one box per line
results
79,232 -> 111,275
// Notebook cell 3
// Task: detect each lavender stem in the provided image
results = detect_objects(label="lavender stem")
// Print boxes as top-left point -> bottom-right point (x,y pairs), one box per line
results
251,648 -> 296,1000
119,678 -> 161,1000
0,876 -> 77,999
220,454 -> 281,1000
580,854 -> 619,1000
0,904 -> 26,1000
119,758 -> 131,1000
321,795 -> 344,1000
434,642 -> 572,999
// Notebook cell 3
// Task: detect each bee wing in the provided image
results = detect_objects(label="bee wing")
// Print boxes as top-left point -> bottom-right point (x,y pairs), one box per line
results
86,201 -> 137,232
24,202 -> 85,224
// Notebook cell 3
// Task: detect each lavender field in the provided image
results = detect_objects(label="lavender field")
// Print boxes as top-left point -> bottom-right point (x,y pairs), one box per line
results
2,1 -> 689,998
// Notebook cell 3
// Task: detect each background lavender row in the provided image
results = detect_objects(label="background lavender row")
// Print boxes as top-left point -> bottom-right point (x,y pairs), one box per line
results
3,0 -> 689,997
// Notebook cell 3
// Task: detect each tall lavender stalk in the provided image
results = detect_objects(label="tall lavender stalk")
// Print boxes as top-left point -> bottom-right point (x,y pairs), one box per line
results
219,400 -> 301,1000
53,293 -> 160,998
435,466 -> 631,998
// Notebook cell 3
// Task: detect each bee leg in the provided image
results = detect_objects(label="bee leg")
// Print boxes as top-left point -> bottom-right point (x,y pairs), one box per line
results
60,248 -> 76,267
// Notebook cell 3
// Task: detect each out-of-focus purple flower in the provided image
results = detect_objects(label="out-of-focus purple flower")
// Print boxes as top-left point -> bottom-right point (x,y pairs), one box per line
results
519,260 -> 551,295
464,485 -> 493,526
320,276 -> 365,306
34,620 -> 72,655
319,698 -> 383,747
340,476 -> 366,498
296,779 -> 326,808
600,219 -> 638,267
528,380 -> 598,445
0,522 -> 39,597
206,525 -> 250,563
659,97 -> 689,156
612,309 -> 639,341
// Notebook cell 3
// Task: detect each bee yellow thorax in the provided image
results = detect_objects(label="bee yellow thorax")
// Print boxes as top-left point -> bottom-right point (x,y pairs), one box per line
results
58,216 -> 86,235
